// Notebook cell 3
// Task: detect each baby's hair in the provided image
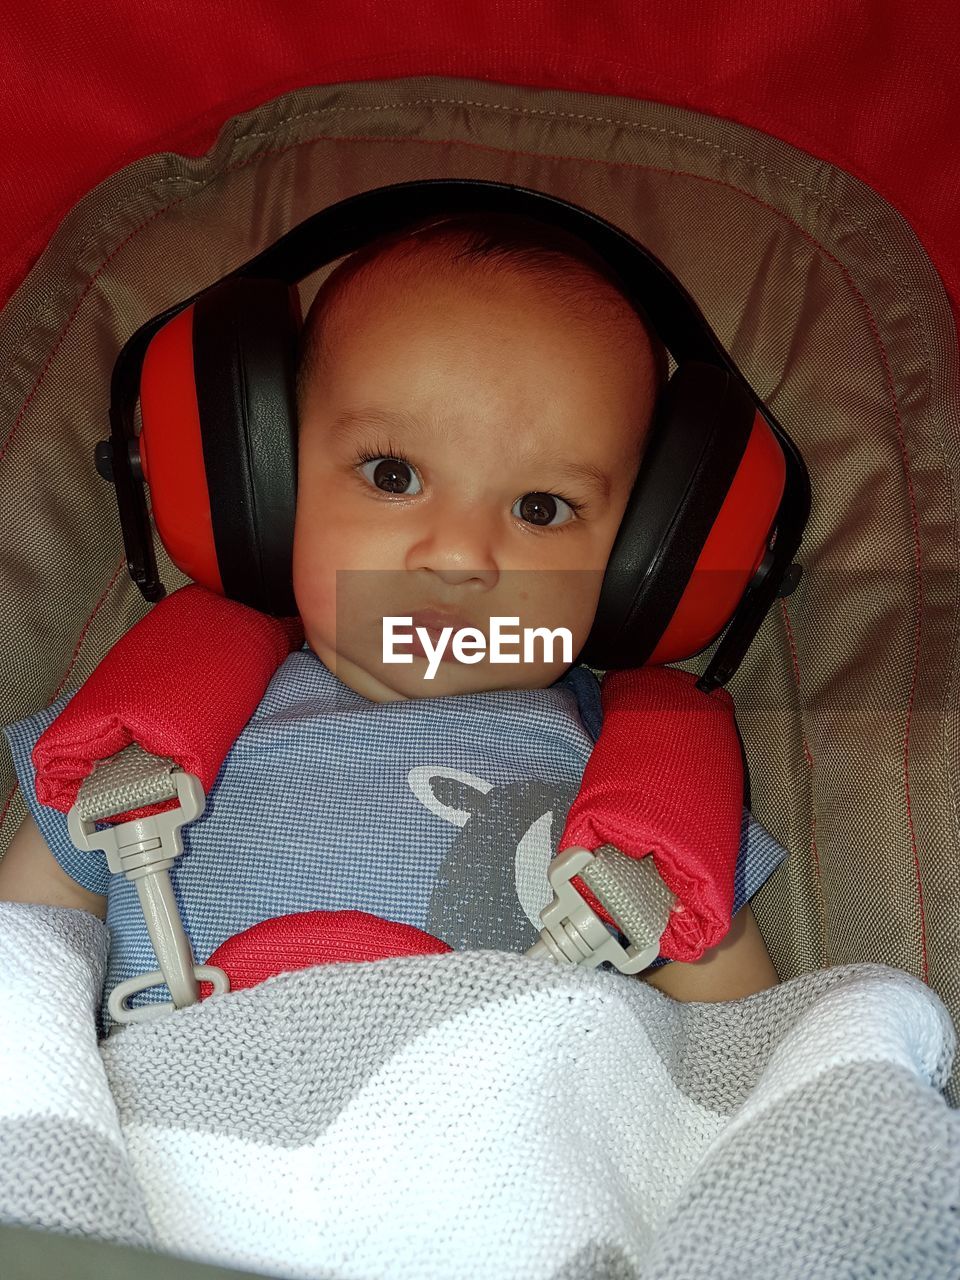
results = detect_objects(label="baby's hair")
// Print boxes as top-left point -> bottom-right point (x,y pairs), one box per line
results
296,211 -> 668,448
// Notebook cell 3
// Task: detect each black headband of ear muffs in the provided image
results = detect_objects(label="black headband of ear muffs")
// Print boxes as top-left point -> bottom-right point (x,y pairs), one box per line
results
102,178 -> 810,690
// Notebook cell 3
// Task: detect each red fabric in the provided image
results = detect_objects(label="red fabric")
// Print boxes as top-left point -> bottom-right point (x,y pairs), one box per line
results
32,585 -> 303,822
198,910 -> 451,997
1,2 -> 959,338
559,666 -> 742,963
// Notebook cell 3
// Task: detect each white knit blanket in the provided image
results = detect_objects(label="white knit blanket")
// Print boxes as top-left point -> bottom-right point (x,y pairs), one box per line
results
1,903 -> 958,1279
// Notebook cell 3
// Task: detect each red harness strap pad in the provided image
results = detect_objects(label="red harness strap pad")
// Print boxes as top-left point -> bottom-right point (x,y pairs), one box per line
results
33,584 -> 303,823
198,910 -> 452,996
559,666 -> 743,963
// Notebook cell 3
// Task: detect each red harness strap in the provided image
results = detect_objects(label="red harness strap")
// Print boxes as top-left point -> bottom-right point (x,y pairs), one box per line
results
559,666 -> 741,962
33,584 -> 742,979
34,585 -> 303,822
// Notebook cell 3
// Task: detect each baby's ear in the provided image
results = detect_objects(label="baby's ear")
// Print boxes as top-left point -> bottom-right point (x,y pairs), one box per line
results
406,765 -> 493,826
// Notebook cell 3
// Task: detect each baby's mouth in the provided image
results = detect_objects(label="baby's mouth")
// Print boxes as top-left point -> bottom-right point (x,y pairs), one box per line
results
406,609 -> 485,665
409,608 -> 477,634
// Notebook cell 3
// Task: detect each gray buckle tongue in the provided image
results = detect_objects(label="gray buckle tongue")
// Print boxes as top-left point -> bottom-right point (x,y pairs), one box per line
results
67,746 -> 229,1021
527,844 -> 675,975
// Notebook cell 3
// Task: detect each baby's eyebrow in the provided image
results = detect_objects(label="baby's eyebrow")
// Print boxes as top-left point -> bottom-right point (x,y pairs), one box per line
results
329,406 -> 612,502
329,407 -> 424,440
546,459 -> 611,503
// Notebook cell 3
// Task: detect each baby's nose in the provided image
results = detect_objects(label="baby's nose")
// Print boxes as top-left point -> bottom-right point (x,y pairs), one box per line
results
405,503 -> 500,588
426,564 -> 498,588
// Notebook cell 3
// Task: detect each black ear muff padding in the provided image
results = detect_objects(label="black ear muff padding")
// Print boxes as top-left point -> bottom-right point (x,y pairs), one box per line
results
581,362 -> 757,669
192,276 -> 300,616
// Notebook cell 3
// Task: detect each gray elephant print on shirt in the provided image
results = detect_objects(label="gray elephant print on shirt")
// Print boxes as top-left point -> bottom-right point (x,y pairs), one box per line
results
407,765 -> 580,952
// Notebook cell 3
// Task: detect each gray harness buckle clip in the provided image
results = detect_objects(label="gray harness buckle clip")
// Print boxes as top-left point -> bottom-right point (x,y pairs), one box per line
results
526,846 -> 663,975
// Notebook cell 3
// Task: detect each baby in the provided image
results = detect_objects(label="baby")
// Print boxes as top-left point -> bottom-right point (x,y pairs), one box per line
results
1,212 -> 783,1017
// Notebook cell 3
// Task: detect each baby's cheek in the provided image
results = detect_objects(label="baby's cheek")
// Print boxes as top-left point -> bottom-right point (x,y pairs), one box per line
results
538,571 -> 604,641
292,531 -> 336,633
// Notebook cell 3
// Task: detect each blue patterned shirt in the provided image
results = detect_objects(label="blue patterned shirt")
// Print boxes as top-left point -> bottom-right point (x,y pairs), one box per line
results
5,651 -> 786,1027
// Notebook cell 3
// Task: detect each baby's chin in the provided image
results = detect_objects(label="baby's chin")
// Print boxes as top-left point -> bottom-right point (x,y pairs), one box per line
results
309,640 -> 570,702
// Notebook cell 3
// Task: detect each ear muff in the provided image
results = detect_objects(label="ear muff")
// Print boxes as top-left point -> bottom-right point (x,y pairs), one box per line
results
139,276 -> 300,615
580,363 -> 786,671
107,178 -> 809,682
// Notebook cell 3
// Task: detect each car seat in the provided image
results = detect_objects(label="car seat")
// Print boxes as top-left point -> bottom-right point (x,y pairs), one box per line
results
1,3 -> 959,1274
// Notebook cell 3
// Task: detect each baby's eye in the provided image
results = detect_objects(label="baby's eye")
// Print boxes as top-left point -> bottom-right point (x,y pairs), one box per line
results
512,492 -> 577,528
358,456 -> 423,495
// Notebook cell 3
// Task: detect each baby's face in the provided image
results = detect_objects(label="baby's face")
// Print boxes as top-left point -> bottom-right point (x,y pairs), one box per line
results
293,259 -> 657,700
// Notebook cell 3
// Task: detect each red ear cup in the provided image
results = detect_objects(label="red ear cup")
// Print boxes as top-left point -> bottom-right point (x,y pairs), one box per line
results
581,363 -> 785,670
140,302 -> 224,594
139,277 -> 301,615
647,406 -> 785,663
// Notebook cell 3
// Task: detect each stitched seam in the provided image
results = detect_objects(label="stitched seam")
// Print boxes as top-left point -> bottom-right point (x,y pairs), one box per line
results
859,307 -> 929,980
3,176 -> 203,354
2,96 -> 937,431
0,187 -> 197,467
944,471 -> 960,857
780,598 -> 828,966
240,95 -> 942,356
51,557 -> 128,700
0,783 -> 18,834
0,114 -> 936,946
